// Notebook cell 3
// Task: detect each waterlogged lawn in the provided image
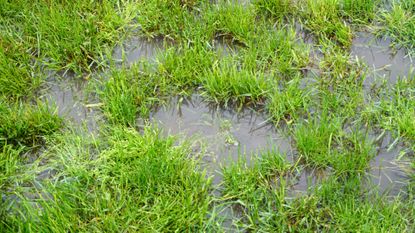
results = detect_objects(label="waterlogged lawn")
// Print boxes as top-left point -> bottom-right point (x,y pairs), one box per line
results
1,0 -> 414,232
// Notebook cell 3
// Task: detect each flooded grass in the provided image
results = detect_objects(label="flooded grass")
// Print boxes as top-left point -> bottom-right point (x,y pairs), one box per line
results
1,0 -> 415,231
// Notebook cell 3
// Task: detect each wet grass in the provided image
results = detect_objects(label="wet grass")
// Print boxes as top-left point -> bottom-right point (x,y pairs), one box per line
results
1,127 -> 212,231
377,0 -> 415,55
1,0 -> 415,232
0,99 -> 62,148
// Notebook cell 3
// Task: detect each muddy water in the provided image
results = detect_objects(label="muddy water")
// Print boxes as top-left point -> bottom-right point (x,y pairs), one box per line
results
150,95 -> 413,196
351,32 -> 414,87
368,133 -> 412,196
41,74 -> 100,132
150,95 -> 293,184
113,36 -> 163,66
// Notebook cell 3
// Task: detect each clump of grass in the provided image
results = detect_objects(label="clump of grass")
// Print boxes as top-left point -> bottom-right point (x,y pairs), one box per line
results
0,99 -> 62,148
253,0 -> 293,20
294,113 -> 343,168
316,47 -> 366,118
222,150 -> 291,230
0,145 -> 25,192
339,0 -> 378,23
2,126 -> 212,232
158,44 -> 218,90
377,76 -> 415,141
0,37 -> 42,99
206,1 -> 257,45
137,0 -> 204,40
241,24 -> 310,79
222,150 -> 412,231
267,78 -> 310,124
100,62 -> 165,126
299,0 -> 352,48
0,0 -> 137,73
223,150 -> 291,201
294,111 -> 374,173
331,130 -> 375,176
200,57 -> 271,106
377,1 -> 415,55
310,176 -> 412,231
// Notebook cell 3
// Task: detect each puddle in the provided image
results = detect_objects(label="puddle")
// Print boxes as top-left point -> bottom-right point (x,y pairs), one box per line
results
367,133 -> 412,196
212,38 -> 239,56
41,74 -> 100,133
351,32 -> 414,87
149,95 -> 293,184
113,36 -> 164,66
287,167 -> 328,197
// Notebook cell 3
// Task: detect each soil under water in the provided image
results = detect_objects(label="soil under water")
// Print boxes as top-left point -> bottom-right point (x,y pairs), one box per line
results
40,73 -> 100,133
368,132 -> 413,196
150,95 -> 293,185
351,32 -> 414,88
113,36 -> 164,66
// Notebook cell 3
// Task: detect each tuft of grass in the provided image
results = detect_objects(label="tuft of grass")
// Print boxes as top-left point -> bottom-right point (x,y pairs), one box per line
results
222,150 -> 291,230
377,1 -> 415,55
0,145 -> 25,193
2,126 -> 212,232
379,76 -> 415,141
100,63 -> 165,126
0,0 -> 137,73
0,99 -> 62,148
158,44 -> 218,90
253,0 -> 293,20
299,0 -> 352,48
267,78 -> 310,124
200,57 -> 271,106
0,37 -> 42,99
294,113 -> 343,168
339,0 -> 378,23
206,1 -> 256,45
241,24 -> 310,79
137,0 -> 204,40
223,150 -> 291,202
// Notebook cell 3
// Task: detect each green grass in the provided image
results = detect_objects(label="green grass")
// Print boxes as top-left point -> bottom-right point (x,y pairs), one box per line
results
299,0 -> 353,48
268,77 -> 310,124
294,113 -> 343,168
377,1 -> 415,55
253,0 -> 293,20
0,0 -> 137,73
222,154 -> 412,231
206,2 -> 256,46
137,0 -> 205,40
1,0 -> 415,231
99,62 -> 166,126
200,57 -> 271,106
0,37 -> 42,99
0,99 -> 62,148
340,0 -> 378,23
1,126 -> 212,232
